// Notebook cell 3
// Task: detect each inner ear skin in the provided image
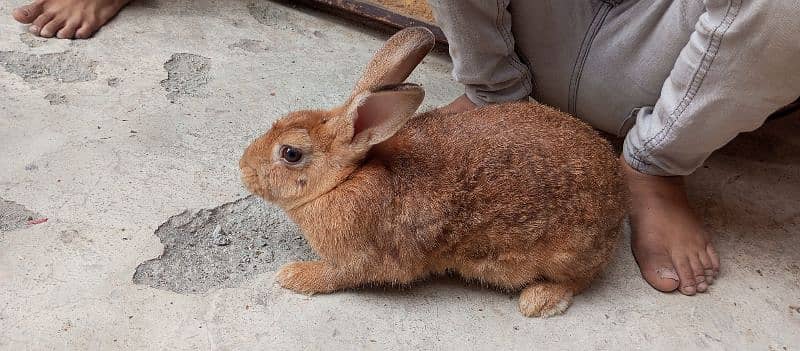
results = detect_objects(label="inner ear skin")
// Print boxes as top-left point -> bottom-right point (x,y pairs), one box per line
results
371,82 -> 422,92
346,85 -> 425,148
354,102 -> 380,139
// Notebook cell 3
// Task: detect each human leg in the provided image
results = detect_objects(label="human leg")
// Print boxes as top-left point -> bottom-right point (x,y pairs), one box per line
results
427,0 -> 533,109
621,0 -> 800,294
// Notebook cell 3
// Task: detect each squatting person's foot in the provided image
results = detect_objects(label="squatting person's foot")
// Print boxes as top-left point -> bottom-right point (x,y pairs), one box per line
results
622,157 -> 720,295
12,0 -> 131,39
437,94 -> 531,114
438,94 -> 479,115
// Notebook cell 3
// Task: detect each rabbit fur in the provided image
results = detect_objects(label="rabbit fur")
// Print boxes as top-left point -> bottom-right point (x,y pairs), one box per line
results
240,27 -> 626,317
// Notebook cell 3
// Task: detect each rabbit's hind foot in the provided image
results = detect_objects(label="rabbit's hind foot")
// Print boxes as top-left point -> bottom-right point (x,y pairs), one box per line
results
518,281 -> 583,318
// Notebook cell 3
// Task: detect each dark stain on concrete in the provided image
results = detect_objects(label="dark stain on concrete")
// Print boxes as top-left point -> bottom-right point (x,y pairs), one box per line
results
160,53 -> 212,102
227,39 -> 269,53
107,77 -> 121,87
133,196 -> 316,294
59,229 -> 80,244
0,198 -> 42,233
44,93 -> 67,105
0,50 -> 97,83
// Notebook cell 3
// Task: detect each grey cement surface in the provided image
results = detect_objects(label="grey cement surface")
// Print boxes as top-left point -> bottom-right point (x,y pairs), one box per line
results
133,195 -> 315,294
0,197 -> 42,234
0,0 -> 798,349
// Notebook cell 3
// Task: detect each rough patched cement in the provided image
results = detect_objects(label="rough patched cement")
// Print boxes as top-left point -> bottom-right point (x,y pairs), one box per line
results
228,39 -> 269,53
160,53 -> 212,102
247,1 -> 291,26
0,198 -> 42,233
106,77 -> 121,87
133,196 -> 316,294
0,50 -> 97,83
18,33 -> 47,48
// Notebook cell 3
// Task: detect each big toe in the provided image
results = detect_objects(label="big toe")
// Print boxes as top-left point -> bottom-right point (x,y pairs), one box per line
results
635,251 -> 680,292
13,3 -> 43,24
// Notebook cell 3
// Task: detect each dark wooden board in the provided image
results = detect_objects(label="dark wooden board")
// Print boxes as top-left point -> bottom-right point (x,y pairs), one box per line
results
768,96 -> 800,121
277,0 -> 448,48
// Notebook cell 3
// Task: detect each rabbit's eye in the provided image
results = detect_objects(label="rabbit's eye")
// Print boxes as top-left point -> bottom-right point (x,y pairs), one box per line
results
280,145 -> 303,164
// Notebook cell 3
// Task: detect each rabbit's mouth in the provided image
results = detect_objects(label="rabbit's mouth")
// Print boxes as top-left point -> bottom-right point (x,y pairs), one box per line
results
240,165 -> 267,198
240,163 -> 307,209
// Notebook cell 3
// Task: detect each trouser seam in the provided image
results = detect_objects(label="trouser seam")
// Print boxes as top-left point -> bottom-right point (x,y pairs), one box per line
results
630,0 -> 742,168
568,7 -> 600,114
568,3 -> 612,115
494,0 -> 532,98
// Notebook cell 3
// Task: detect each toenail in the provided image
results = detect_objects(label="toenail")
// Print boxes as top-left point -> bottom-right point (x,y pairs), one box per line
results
681,286 -> 696,295
29,25 -> 39,33
697,282 -> 708,291
657,267 -> 679,281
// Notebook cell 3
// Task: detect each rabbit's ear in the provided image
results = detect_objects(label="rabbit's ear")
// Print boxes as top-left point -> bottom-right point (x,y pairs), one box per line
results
345,83 -> 424,148
349,27 -> 435,100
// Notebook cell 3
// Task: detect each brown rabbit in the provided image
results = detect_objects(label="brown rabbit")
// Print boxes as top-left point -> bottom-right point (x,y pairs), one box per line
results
240,27 -> 626,317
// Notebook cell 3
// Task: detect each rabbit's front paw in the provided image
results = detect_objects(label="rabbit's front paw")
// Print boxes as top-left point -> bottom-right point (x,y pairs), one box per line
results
276,261 -> 336,295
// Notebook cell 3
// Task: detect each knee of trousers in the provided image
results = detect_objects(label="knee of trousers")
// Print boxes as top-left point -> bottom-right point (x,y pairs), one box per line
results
730,1 -> 800,50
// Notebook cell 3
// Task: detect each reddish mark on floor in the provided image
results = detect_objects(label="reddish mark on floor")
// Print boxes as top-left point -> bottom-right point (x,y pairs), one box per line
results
27,218 -> 48,225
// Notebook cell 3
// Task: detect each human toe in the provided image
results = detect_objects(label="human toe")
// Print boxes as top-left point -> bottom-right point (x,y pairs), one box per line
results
698,252 -> 717,286
13,2 -> 43,24
56,20 -> 80,39
39,17 -> 65,38
675,257 -> 698,296
635,249 -> 680,292
707,244 -> 721,276
74,22 -> 99,39
689,256 -> 709,293
29,12 -> 54,35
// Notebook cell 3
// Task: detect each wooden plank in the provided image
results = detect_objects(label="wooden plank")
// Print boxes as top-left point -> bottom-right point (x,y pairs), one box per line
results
277,0 -> 448,47
768,96 -> 800,122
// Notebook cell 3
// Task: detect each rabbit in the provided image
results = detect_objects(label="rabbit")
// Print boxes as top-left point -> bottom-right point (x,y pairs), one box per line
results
239,27 -> 626,317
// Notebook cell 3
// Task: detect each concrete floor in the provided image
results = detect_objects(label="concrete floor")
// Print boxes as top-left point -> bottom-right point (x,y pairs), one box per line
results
1,1 -> 799,349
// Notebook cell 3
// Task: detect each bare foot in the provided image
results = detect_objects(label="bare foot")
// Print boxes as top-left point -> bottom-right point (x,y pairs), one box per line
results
623,158 -> 720,295
12,0 -> 131,39
437,94 -> 479,115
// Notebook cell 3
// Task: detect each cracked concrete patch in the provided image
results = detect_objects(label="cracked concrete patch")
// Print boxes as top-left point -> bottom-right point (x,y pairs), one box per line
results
0,50 -> 97,83
133,196 -> 315,294
247,1 -> 291,26
228,39 -> 269,53
0,198 -> 42,233
160,53 -> 212,102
